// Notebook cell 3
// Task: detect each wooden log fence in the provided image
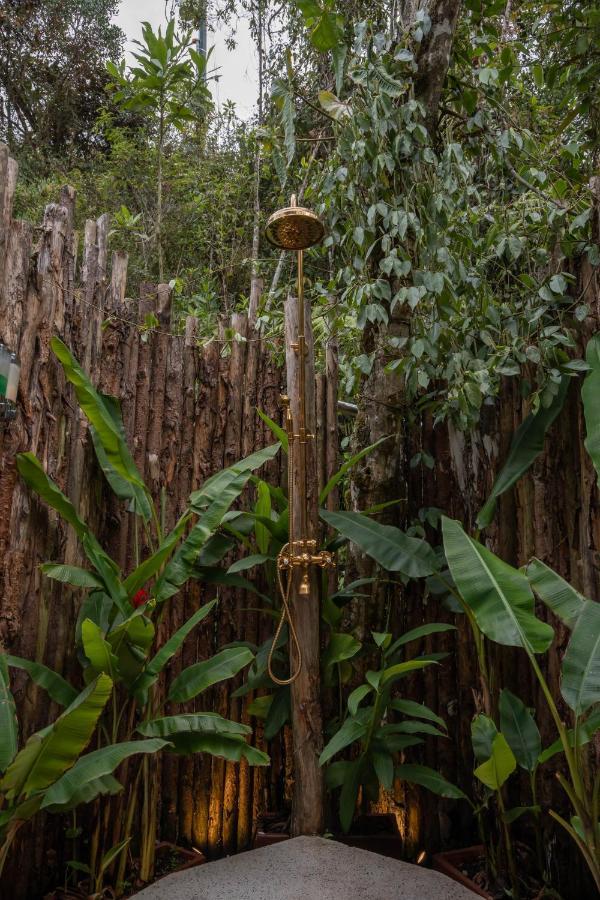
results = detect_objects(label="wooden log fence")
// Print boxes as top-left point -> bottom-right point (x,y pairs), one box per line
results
0,146 -> 337,898
1,144 -> 599,900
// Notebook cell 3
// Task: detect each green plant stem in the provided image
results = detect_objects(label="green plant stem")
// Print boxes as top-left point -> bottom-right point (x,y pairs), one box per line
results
497,786 -> 519,898
0,822 -> 21,880
115,764 -> 143,895
530,769 -> 546,882
527,652 -> 582,797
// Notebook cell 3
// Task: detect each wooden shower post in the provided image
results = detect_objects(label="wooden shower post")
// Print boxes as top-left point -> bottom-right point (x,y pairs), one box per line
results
284,292 -> 325,835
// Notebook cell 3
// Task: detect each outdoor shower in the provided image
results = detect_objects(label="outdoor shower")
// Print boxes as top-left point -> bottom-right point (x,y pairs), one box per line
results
265,196 -> 334,685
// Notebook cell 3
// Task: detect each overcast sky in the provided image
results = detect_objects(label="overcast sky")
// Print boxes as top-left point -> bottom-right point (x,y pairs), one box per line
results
113,1 -> 259,118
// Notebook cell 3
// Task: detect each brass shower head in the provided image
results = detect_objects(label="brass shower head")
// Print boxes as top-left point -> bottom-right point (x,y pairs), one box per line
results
265,195 -> 324,251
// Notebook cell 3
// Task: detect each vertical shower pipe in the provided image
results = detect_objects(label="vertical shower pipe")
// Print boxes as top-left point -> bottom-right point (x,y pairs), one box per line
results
265,196 -> 334,833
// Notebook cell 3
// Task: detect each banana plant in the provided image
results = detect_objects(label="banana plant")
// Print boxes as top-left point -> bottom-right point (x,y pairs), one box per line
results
16,338 -> 277,889
318,626 -> 461,832
0,661 -> 167,879
443,517 -> 600,893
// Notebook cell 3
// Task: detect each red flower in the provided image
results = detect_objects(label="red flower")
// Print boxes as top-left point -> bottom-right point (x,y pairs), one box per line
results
132,588 -> 149,609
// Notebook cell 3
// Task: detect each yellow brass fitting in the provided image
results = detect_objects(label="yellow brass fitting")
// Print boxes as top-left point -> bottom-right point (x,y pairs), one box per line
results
299,572 -> 310,595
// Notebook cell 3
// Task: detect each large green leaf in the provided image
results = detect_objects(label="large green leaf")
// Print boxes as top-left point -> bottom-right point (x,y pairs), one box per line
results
474,733 -> 516,790
81,620 -> 119,681
339,758 -> 363,833
442,517 -> 554,654
0,654 -> 17,774
41,739 -> 168,809
320,716 -> 367,765
538,707 -> 600,764
257,409 -> 288,452
40,564 -> 105,590
499,689 -> 541,772
582,334 -> 600,486
138,713 -> 250,739
381,658 -> 437,687
163,732 -> 269,764
319,436 -> 389,506
1,674 -> 112,800
51,338 -> 151,520
106,611 -> 155,683
44,774 -> 123,813
254,480 -> 272,555
17,453 -> 87,539
227,554 -> 272,575
323,633 -> 362,669
386,623 -> 456,658
471,714 -> 498,763
7,655 -> 77,707
155,471 -> 255,602
320,510 -> 437,577
188,444 -> 280,511
17,453 -> 130,616
132,599 -> 217,702
477,376 -> 569,527
526,559 -> 585,629
561,599 -> 600,715
123,515 -> 189,597
390,699 -> 447,730
395,764 -> 468,800
168,647 -> 254,703
372,750 -> 394,791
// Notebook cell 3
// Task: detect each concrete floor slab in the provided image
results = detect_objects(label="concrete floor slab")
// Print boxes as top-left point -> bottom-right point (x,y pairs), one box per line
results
134,836 -> 479,899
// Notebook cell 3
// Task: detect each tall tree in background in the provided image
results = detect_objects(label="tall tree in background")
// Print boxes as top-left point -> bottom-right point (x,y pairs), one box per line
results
0,0 -> 123,164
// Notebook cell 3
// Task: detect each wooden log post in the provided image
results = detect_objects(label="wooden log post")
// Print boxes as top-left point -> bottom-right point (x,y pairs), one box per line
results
284,292 -> 325,836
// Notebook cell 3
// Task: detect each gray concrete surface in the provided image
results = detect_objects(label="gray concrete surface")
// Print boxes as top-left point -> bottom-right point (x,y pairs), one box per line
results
134,836 -> 479,899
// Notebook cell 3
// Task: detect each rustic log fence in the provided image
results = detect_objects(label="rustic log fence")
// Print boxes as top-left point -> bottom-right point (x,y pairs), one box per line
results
0,144 -> 342,898
1,142 -> 599,899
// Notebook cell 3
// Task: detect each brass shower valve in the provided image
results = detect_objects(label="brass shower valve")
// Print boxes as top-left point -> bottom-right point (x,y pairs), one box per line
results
277,540 -> 335,597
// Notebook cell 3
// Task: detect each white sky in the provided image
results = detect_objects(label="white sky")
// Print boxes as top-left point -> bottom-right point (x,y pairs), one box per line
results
113,1 -> 259,118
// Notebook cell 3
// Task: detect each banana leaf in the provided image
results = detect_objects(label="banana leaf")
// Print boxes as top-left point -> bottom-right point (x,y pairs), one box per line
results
41,738 -> 168,809
162,732 -> 269,764
0,654 -> 17,774
123,514 -> 190,597
395,764 -> 468,800
499,688 -> 541,772
442,517 -> 554,654
390,699 -> 447,730
320,509 -> 437,578
17,453 -> 130,617
477,375 -> 569,527
582,334 -> 600,487
189,444 -> 280,511
526,558 -> 585,629
168,646 -> 254,703
1,674 -> 112,801
44,774 -> 123,813
561,599 -> 600,715
257,409 -> 288,451
319,436 -> 390,505
320,715 -> 368,765
81,620 -> 119,682
6,655 -> 77,707
40,564 -> 105,590
137,712 -> 250,739
132,599 -> 217,702
51,337 -> 152,520
474,733 -> 516,790
156,471 -> 254,602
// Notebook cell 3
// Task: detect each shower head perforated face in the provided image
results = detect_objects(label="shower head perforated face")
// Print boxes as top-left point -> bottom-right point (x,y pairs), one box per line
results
265,204 -> 324,251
